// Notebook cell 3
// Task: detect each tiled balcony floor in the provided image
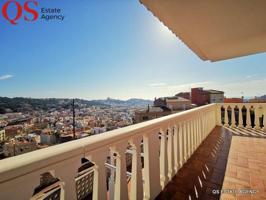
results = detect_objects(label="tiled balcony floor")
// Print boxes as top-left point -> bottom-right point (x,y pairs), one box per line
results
221,136 -> 266,200
156,126 -> 266,200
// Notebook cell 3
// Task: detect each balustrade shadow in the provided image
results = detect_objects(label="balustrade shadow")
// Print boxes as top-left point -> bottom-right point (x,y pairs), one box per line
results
155,126 -> 233,200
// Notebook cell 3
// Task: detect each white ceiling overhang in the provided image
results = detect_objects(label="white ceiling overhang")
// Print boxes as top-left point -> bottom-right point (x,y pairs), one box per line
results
140,0 -> 266,61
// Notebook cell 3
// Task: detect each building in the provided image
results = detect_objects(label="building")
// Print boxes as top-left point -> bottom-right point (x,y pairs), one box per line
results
154,96 -> 191,111
3,136 -> 38,157
134,106 -> 171,123
40,133 -> 57,145
224,97 -> 244,103
191,88 -> 210,106
92,127 -> 107,134
191,87 -> 224,106
175,92 -> 190,100
249,98 -> 266,103
207,89 -> 224,103
165,97 -> 191,110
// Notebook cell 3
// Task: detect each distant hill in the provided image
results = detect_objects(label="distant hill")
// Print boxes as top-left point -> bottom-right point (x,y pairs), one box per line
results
259,95 -> 266,100
0,97 -> 153,114
96,98 -> 153,107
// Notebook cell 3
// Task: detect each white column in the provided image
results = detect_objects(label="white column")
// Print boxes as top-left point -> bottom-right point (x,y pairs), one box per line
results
263,105 -> 266,132
183,122 -> 187,162
193,119 -> 197,151
204,114 -> 207,138
197,117 -> 200,147
167,126 -> 175,180
189,121 -> 193,156
173,125 -> 179,173
238,106 -> 243,128
159,129 -> 168,188
190,120 -> 194,153
178,123 -> 184,168
246,106 -> 252,128
200,115 -> 204,144
108,152 -> 115,200
186,122 -> 190,158
255,105 -> 261,130
224,106 -> 229,127
231,106 -> 236,128
112,143 -> 128,200
89,149 -> 108,200
56,157 -> 81,200
216,104 -> 222,126
129,137 -> 143,200
143,130 -> 161,200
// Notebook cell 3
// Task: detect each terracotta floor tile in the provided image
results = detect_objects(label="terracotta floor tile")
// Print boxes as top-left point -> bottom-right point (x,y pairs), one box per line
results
156,127 -> 266,200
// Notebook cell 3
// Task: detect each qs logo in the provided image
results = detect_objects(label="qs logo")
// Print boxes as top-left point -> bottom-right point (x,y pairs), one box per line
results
2,0 -> 39,25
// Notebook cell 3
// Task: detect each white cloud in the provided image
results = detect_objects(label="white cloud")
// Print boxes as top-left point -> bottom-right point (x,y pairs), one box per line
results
0,74 -> 13,80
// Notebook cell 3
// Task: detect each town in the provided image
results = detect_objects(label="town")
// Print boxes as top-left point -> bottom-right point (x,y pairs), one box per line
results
1,87 -> 265,159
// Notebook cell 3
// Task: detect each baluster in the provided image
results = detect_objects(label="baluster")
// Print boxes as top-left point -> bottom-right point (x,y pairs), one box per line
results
206,112 -> 210,133
195,117 -> 199,148
111,142 -> 128,200
216,104 -> 222,126
186,122 -> 191,158
159,129 -> 168,187
204,114 -> 207,137
56,157 -> 81,200
143,130 -> 161,199
167,126 -> 175,179
173,125 -> 179,173
108,152 -> 115,200
238,106 -> 243,128
178,123 -> 184,168
198,117 -> 201,147
224,106 -> 229,127
193,119 -> 197,151
255,105 -> 261,130
89,149 -> 108,200
183,122 -> 188,161
130,136 -> 143,200
246,106 -> 252,128
231,106 -> 236,128
191,120 -> 195,153
263,105 -> 266,132
190,121 -> 194,154
200,114 -> 204,143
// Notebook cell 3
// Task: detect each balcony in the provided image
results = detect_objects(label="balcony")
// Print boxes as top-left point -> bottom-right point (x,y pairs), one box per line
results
0,103 -> 265,200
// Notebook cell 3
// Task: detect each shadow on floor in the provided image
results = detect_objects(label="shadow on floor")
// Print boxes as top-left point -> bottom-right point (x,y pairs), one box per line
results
156,126 -> 233,200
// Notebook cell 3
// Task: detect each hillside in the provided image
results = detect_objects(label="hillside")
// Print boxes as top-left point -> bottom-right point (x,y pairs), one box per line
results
0,97 -> 153,114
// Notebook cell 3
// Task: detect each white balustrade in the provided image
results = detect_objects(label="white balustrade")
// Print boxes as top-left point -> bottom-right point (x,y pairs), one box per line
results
217,103 -> 266,131
0,104 -> 222,200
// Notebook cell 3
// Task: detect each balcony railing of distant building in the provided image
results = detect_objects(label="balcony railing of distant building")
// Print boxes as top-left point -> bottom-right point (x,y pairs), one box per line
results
0,103 -> 265,200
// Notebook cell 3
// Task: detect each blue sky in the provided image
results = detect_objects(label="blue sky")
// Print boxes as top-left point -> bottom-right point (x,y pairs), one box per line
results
1,0 -> 266,100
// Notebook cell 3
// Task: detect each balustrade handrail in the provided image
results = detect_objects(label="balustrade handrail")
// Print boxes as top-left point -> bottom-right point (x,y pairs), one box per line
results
0,104 -> 215,184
